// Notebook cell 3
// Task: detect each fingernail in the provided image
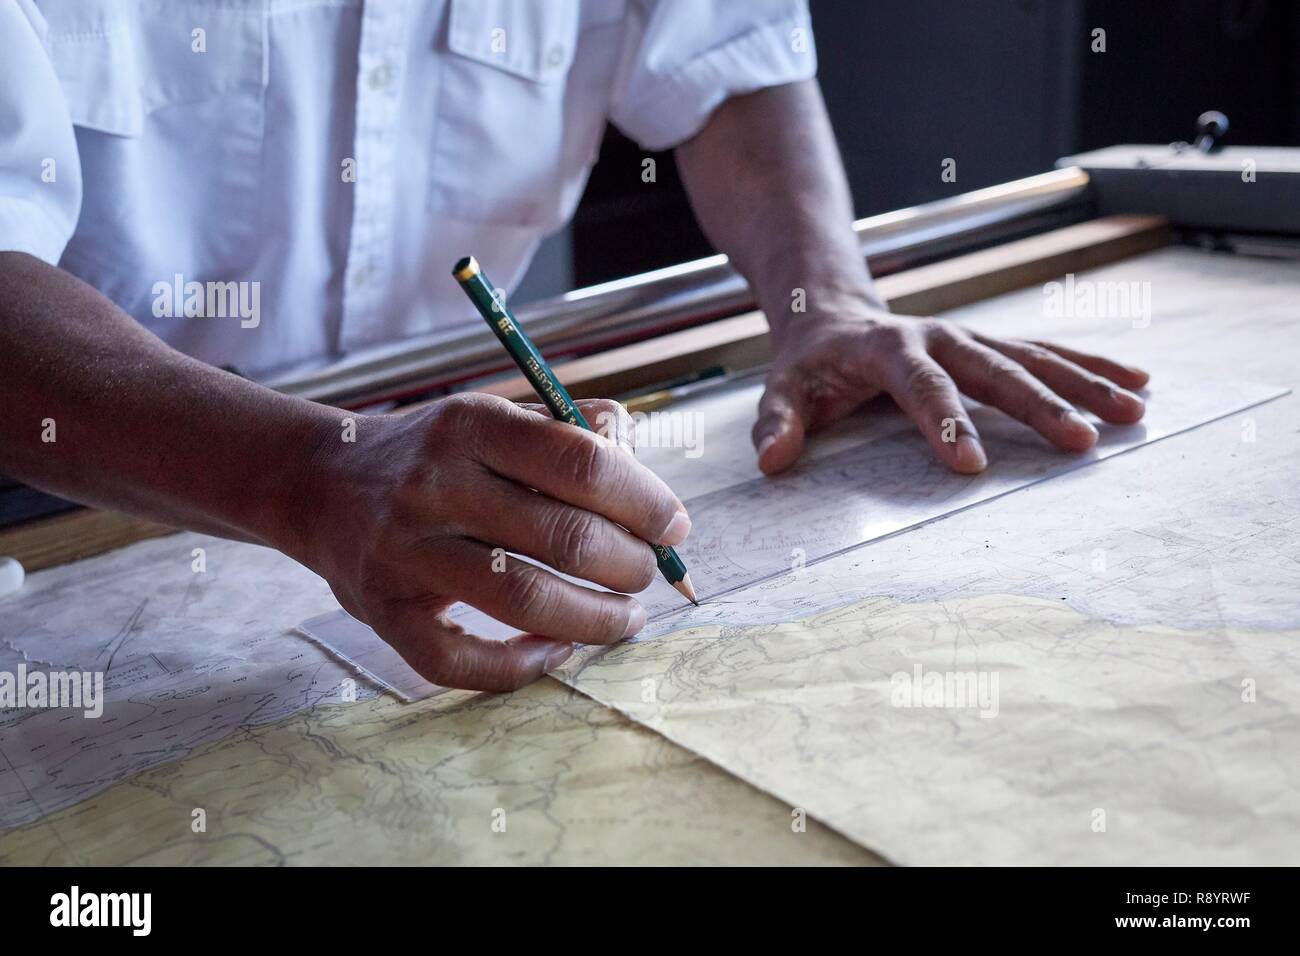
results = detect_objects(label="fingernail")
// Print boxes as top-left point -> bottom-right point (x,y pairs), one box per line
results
955,435 -> 987,473
623,602 -> 647,638
662,509 -> 691,546
543,643 -> 574,671
1113,387 -> 1145,410
757,434 -> 777,459
1065,411 -> 1098,437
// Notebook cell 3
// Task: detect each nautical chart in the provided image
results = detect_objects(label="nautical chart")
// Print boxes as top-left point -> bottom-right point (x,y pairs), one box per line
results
4,246 -> 1297,865
300,377 -> 1287,698
0,371 -> 1291,864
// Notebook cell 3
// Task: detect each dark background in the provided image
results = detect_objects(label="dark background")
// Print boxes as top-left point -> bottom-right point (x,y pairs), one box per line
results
544,0 -> 1300,292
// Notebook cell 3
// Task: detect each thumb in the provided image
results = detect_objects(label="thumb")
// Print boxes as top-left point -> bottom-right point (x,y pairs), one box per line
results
752,374 -> 811,475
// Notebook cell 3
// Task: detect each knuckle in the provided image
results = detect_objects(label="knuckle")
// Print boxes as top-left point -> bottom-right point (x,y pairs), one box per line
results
585,400 -> 629,442
1017,343 -> 1055,366
757,377 -> 799,418
979,351 -> 1017,383
414,641 -> 460,687
921,319 -> 959,344
435,390 -> 487,421
419,397 -> 459,441
498,566 -> 555,623
988,362 -> 1043,412
630,484 -> 675,541
421,392 -> 499,451
1091,376 -> 1121,400
592,599 -> 627,642
867,321 -> 913,354
384,617 -> 458,686
902,361 -> 951,397
1034,391 -> 1074,419
555,433 -> 610,490
549,509 -> 603,573
630,552 -> 657,593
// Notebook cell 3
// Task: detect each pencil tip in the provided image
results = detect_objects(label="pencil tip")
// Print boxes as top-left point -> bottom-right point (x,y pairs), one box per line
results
673,574 -> 698,606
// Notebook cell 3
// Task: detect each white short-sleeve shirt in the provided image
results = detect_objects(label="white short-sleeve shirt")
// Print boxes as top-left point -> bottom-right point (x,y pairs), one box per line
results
2,0 -> 816,380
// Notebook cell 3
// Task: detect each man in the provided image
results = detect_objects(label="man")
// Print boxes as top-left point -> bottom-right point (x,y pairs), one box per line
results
0,0 -> 1147,691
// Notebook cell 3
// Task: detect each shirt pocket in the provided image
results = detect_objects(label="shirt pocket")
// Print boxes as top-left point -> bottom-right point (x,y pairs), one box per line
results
38,0 -> 269,314
430,0 -> 606,231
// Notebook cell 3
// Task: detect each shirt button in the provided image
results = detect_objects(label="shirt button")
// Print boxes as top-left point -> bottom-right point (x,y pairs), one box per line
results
369,63 -> 392,89
546,44 -> 565,68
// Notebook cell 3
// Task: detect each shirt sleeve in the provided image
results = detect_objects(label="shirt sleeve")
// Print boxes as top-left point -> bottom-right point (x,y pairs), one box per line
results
0,0 -> 83,264
607,0 -> 817,152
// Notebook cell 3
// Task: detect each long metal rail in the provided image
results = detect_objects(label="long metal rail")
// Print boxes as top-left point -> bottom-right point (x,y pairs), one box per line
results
270,167 -> 1091,406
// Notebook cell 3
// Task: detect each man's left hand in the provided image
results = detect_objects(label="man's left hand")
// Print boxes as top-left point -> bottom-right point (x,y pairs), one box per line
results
752,305 -> 1150,475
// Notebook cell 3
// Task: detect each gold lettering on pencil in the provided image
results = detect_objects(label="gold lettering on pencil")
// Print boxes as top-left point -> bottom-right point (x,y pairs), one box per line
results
518,354 -> 582,423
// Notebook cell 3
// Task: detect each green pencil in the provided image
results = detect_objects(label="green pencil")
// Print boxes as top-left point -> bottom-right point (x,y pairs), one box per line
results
453,255 -> 698,606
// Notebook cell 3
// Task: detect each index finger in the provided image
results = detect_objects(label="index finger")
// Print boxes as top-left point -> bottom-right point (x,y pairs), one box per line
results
476,399 -> 691,547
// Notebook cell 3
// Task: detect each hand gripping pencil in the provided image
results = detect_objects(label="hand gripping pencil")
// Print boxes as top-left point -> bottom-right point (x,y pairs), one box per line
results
452,255 -> 698,606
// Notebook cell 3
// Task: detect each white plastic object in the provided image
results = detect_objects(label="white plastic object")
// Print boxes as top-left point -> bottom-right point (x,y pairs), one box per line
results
0,556 -> 25,598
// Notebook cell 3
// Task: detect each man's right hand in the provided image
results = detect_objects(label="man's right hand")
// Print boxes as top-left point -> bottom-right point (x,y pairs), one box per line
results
288,393 -> 691,693
0,255 -> 687,694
